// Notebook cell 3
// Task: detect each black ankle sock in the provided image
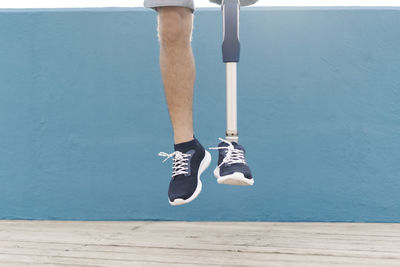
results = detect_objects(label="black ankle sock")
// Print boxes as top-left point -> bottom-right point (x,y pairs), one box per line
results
174,136 -> 198,152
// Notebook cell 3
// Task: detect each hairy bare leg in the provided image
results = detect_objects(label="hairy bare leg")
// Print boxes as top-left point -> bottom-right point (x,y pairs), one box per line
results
157,7 -> 195,144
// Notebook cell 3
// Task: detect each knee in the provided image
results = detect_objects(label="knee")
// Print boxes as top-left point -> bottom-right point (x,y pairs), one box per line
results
157,7 -> 193,46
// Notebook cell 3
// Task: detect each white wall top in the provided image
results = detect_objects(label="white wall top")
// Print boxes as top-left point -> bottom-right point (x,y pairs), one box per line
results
1,0 -> 400,8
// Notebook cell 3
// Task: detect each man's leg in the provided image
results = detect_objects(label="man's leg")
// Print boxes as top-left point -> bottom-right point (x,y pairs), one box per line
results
158,7 -> 195,144
209,0 -> 255,186
155,6 -> 211,206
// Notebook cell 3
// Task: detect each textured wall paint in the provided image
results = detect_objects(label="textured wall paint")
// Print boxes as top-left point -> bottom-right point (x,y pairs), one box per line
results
0,8 -> 400,221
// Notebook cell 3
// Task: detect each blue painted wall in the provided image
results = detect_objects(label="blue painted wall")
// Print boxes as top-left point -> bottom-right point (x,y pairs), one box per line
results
0,8 -> 400,221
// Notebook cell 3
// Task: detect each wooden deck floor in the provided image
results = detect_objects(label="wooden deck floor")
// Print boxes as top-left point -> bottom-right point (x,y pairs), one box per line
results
0,221 -> 399,266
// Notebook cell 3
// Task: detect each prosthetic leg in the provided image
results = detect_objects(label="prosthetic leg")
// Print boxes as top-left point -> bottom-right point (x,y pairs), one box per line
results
222,0 -> 241,143
209,0 -> 254,186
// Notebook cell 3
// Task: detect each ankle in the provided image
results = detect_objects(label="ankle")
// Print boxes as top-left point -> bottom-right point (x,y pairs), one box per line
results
174,136 -> 201,152
174,134 -> 194,145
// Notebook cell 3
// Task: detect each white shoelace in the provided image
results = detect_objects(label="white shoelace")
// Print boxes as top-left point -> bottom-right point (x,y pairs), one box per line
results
209,138 -> 247,168
158,151 -> 191,177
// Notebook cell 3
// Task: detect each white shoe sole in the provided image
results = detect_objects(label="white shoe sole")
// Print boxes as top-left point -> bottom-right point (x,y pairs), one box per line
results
169,150 -> 211,206
214,167 -> 254,186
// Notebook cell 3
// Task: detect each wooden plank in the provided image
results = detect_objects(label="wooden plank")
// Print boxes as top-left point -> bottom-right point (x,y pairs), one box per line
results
0,240 -> 400,265
0,221 -> 399,266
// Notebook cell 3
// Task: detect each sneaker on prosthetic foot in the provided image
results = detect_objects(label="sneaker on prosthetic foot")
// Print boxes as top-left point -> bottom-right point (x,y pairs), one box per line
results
209,138 -> 254,186
159,138 -> 211,206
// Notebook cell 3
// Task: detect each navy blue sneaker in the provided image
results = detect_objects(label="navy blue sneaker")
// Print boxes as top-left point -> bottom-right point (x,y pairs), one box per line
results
209,138 -> 254,186
159,138 -> 211,206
